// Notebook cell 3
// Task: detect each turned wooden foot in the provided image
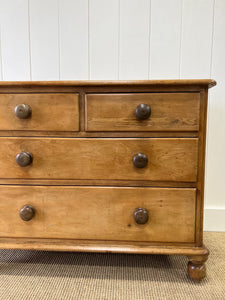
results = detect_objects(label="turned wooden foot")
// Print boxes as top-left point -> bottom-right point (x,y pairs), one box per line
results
187,250 -> 209,282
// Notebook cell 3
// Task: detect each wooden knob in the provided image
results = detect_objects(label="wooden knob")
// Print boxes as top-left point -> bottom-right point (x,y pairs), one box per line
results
135,104 -> 151,120
15,104 -> 32,119
133,153 -> 148,168
16,152 -> 33,167
20,205 -> 35,221
134,208 -> 149,224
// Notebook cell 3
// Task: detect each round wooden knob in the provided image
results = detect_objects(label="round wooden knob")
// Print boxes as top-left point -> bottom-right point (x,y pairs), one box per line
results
135,104 -> 151,120
16,152 -> 33,167
134,208 -> 149,224
20,205 -> 35,221
133,153 -> 148,168
15,104 -> 32,119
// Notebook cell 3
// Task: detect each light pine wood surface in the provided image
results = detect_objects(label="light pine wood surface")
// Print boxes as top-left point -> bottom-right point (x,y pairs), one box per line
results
0,137 -> 198,182
0,94 -> 79,131
85,93 -> 200,131
0,186 -> 196,243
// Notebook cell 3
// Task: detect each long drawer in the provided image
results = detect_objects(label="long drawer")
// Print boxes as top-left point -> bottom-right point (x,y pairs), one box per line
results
85,93 -> 200,132
0,186 -> 196,243
0,94 -> 79,131
0,137 -> 198,182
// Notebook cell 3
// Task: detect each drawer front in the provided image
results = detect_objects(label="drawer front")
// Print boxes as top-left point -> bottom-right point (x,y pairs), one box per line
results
0,137 -> 198,182
0,94 -> 79,131
0,186 -> 196,243
85,93 -> 200,132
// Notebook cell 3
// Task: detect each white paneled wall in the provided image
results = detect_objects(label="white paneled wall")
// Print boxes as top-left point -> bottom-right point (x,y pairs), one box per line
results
0,0 -> 30,80
29,0 -> 59,80
59,0 -> 88,79
180,0 -> 214,78
119,0 -> 150,79
149,0 -> 182,79
0,0 -> 224,230
89,0 -> 119,79
204,0 -> 225,231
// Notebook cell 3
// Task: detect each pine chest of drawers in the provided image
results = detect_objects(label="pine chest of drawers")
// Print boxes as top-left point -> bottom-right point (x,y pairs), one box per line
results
0,79 -> 216,282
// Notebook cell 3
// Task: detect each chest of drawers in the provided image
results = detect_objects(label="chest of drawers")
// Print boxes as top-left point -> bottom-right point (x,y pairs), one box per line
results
0,79 -> 216,282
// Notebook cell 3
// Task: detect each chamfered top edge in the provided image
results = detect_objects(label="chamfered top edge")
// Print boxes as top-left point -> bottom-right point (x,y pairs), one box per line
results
0,79 -> 216,88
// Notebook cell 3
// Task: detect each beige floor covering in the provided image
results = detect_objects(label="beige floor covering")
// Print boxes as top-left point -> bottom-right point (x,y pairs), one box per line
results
0,232 -> 224,300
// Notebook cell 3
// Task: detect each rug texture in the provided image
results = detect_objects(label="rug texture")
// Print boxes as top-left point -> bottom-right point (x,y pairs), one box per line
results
0,232 -> 224,300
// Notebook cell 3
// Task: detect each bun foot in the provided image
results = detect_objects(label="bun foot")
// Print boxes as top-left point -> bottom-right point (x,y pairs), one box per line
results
187,250 -> 209,282
188,261 -> 206,282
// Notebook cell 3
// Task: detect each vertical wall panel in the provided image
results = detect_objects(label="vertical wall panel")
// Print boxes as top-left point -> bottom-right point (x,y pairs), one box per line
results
29,0 -> 59,80
149,0 -> 182,79
59,0 -> 88,80
205,0 -> 225,208
89,0 -> 119,79
180,0 -> 214,78
0,27 -> 3,80
0,0 -> 30,80
119,0 -> 150,79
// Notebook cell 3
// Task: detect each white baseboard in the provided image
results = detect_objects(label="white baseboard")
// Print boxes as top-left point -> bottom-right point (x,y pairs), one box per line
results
204,208 -> 225,231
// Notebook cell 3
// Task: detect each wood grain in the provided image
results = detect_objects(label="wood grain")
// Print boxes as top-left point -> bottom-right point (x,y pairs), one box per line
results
0,80 -> 216,281
196,90 -> 208,246
0,179 -> 197,188
0,186 -> 196,243
0,130 -> 199,138
0,94 -> 79,131
0,137 -> 198,182
0,238 -> 209,255
0,84 -> 215,94
85,93 -> 200,131
187,250 -> 209,282
0,79 -> 217,88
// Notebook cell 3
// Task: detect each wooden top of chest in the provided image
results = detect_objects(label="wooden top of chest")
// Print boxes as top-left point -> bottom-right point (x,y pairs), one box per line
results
0,79 -> 216,89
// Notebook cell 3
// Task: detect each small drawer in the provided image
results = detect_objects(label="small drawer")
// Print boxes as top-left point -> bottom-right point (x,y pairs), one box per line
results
85,93 -> 200,132
0,94 -> 79,132
0,137 -> 198,182
0,186 -> 196,243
